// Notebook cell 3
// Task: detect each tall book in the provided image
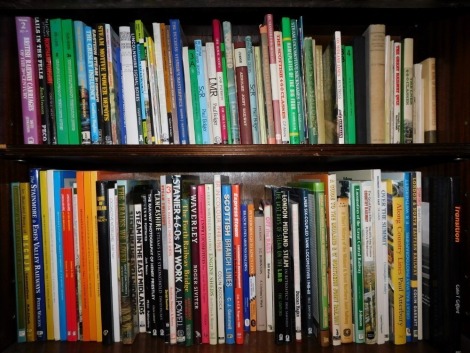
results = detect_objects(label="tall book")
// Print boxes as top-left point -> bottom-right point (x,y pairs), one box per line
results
241,201 -> 250,332
197,183 -> 209,344
342,45 -> 356,144
274,30 -> 289,144
401,38 -> 414,143
261,200 -> 275,333
254,208 -> 266,331
10,182 -> 27,342
303,37 -> 318,144
421,57 -> 437,143
181,197 -> 193,345
84,25 -> 99,144
232,183 -> 244,344
15,16 -> 42,144
206,42 -> 222,144
245,36 -> 260,144
289,200 -> 302,341
363,24 -> 386,144
194,40 -> 212,144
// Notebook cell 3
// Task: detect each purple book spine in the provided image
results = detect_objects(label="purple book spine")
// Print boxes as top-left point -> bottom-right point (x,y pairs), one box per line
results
16,16 -> 41,144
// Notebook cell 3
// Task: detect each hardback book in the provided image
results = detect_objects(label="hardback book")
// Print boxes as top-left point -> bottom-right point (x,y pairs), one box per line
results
194,39 -> 212,144
334,31 -> 345,144
240,201 -> 250,332
254,46 -> 268,144
412,63 -> 424,143
352,35 -> 367,144
182,46 -> 195,144
181,198 -> 193,345
247,201 -> 257,332
322,41 -> 336,144
291,18 -> 306,144
314,44 -> 326,143
72,182 -> 82,340
73,20 -> 91,144
233,41 -> 253,144
391,41 -> 402,144
363,24 -> 386,144
221,43 -> 233,144
342,45 -> 356,144
274,30 -> 289,144
245,36 -> 260,144
261,199 -> 275,333
281,17 -> 300,144
401,38 -> 414,143
289,200 -> 302,341
29,169 -> 47,340
303,37 -> 318,144
197,183 -> 209,344
264,14 -> 282,144
421,57 -> 437,143
206,42 -> 222,144
61,19 -> 81,144
384,35 -> 392,143
169,19 -> 189,144
212,19 -> 229,144
165,25 -> 179,143
15,16 -> 42,144
10,182 -> 27,342
19,182 -> 37,341
85,25 -> 99,144
188,48 -> 203,144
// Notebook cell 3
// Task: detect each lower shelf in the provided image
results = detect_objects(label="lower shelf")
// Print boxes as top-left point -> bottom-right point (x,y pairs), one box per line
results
1,331 -> 445,353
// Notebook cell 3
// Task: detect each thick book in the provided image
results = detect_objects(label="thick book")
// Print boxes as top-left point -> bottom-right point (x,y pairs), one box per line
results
15,16 -> 42,144
352,35 -> 367,144
188,48 -> 203,144
233,41 -> 253,144
291,18 -> 306,144
10,182 -> 27,343
84,25 -> 99,144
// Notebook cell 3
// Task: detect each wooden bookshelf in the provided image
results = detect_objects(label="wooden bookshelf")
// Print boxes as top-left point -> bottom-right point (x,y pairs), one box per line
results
0,1 -> 469,353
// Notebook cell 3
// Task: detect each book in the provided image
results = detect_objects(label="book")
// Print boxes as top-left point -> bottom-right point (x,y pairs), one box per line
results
222,21 -> 240,144
289,200 -> 302,341
188,48 -> 203,144
421,57 -> 437,143
182,46 -> 195,144
254,208 -> 266,331
197,183 -> 209,344
363,24 -> 386,144
401,38 -> 414,143
314,44 -> 326,143
412,63 -> 424,143
342,45 -> 356,144
181,197 -> 193,345
206,42 -> 222,144
274,30 -> 289,144
254,46 -> 268,144
352,35 -> 367,144
15,16 -> 42,144
71,182 -> 82,340
245,36 -> 260,144
261,200 -> 275,333
303,37 -> 318,144
61,19 -> 81,144
281,17 -> 299,144
169,19 -> 189,144
247,201 -> 257,331
234,41 -> 253,144
232,183 -> 244,344
194,40 -> 212,144
84,25 -> 99,144
241,201 -> 250,332
291,18 -> 306,144
10,182 -> 27,342
391,41 -> 402,144
205,183 -> 217,345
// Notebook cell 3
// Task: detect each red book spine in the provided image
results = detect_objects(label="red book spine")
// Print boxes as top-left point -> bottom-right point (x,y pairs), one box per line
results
212,19 -> 228,144
233,42 -> 252,144
232,184 -> 244,344
61,187 -> 78,341
197,184 -> 209,343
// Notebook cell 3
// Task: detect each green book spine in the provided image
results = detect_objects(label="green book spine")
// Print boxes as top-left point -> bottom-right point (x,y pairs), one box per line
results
11,182 -> 27,343
221,43 -> 233,144
312,182 -> 329,333
291,18 -> 306,144
61,19 -> 81,144
303,37 -> 318,144
182,197 -> 194,346
50,18 -> 69,144
188,49 -> 203,144
343,45 -> 356,144
281,17 -> 299,144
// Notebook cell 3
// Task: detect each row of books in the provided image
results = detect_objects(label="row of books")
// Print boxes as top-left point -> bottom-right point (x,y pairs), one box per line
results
10,169 -> 461,351
15,15 -> 436,146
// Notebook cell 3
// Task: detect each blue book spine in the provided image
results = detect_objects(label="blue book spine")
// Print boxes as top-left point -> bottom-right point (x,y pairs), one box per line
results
222,184 -> 235,344
114,44 -> 126,143
85,25 -> 99,144
169,19 -> 189,144
74,20 -> 91,145
194,39 -> 211,144
241,201 -> 250,332
245,36 -> 259,144
404,172 -> 412,342
29,168 -> 47,340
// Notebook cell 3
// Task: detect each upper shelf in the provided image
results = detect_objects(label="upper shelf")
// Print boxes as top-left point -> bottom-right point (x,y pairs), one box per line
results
1,144 -> 468,172
1,0 -> 469,10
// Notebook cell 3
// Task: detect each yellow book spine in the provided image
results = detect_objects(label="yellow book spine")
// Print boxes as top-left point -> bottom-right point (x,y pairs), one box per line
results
20,182 -> 37,342
39,171 -> 55,341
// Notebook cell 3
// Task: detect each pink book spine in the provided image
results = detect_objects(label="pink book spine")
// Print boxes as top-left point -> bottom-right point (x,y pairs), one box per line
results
197,184 -> 209,344
15,16 -> 42,144
212,19 -> 228,144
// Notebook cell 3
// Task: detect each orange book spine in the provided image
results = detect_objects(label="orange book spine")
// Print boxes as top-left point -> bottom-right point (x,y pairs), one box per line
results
232,184 -> 244,344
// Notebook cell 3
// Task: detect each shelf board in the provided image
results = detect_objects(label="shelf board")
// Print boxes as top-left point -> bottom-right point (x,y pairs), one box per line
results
2,144 -> 469,172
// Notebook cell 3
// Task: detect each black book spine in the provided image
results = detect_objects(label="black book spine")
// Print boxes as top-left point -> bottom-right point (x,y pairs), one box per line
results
272,187 -> 285,343
96,180 -> 114,344
190,184 -> 201,344
34,17 -> 50,144
153,187 -> 165,337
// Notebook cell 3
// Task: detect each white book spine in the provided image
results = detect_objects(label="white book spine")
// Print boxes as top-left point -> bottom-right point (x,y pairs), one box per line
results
334,31 -> 345,144
274,31 -> 290,144
213,175 -> 226,344
392,41 -> 401,144
152,23 -> 170,144
377,180 -> 389,343
263,202 -> 274,332
206,42 -> 222,144
413,63 -> 424,143
205,184 -> 218,345
146,37 -> 162,144
202,46 -> 214,144
182,46 -> 195,144
290,202 -> 302,342
402,38 -> 414,144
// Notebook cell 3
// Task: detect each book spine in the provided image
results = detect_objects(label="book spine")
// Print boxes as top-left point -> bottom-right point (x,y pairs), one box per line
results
254,209 -> 266,331
214,176 -> 226,344
290,201 -> 302,341
96,180 -> 114,344
247,201 -> 257,331
422,57 -> 436,143
129,24 -> 144,143
233,41 -> 253,144
15,16 -> 42,144
146,36 -> 161,144
74,20 -> 91,144
29,169 -> 47,340
274,31 -> 289,144
404,173 -> 412,342
33,17 -> 50,144
71,182 -> 82,341
206,42 -> 222,144
303,37 -> 318,144
222,21 -> 240,144
159,179 -> 170,342
378,180 -> 389,344
280,189 -> 293,342
254,46 -> 267,144
241,202 -> 250,332
189,185 -> 202,343
220,43 -> 233,144
222,184 -> 235,343
291,18 -> 306,144
182,46 -> 195,144
153,185 -> 165,338
181,198 -> 194,345
133,197 -> 146,334
11,183 -> 27,342
41,18 -> 57,144
402,38 -> 414,143
61,19 -> 81,144
96,23 -> 112,144
245,36 -> 259,144
411,172 -> 419,342
188,48 -> 203,144
169,19 -> 189,144
144,189 -> 157,335
232,184 -> 244,344
392,41 -> 402,144
108,184 -> 120,342
343,45 -> 356,144
197,184 -> 209,343
137,40 -> 151,144
281,17 -> 299,144
212,19 -> 229,144
263,201 -> 275,333
265,14 -> 282,144
259,25 -> 276,144
91,29 -> 103,144
272,188 -> 285,343
163,24 -> 177,143
84,25 -> 99,144
194,40 -> 211,144
172,176 -> 186,344
333,31 -> 345,144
